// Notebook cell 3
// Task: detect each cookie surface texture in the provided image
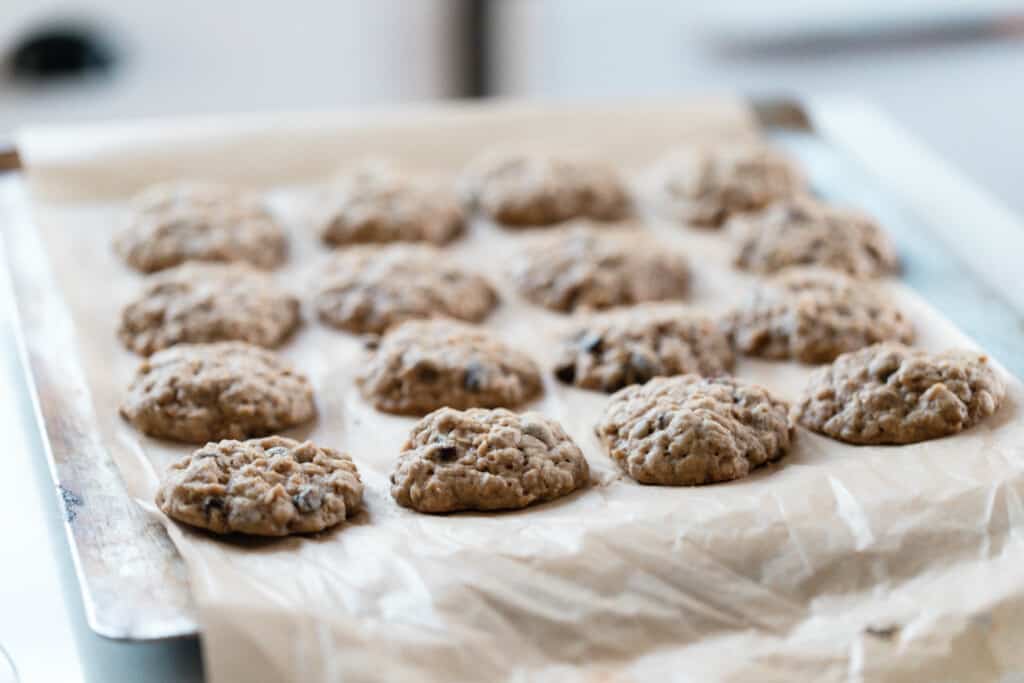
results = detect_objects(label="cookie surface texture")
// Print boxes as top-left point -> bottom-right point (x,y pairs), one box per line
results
156,436 -> 362,536
595,375 -> 793,485
120,342 -> 316,443
461,151 -> 631,226
313,244 -> 498,334
360,319 -> 543,415
513,227 -> 690,312
728,267 -> 914,364
553,303 -> 734,392
119,261 -> 300,355
114,182 -> 287,273
796,343 -> 1005,444
315,165 -> 464,246
649,143 -> 803,226
391,407 -> 589,513
730,197 -> 898,277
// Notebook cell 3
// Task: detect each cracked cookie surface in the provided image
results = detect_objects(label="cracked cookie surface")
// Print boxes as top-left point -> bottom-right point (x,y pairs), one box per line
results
120,342 -> 316,443
156,436 -> 362,536
648,143 -> 803,227
460,151 -> 631,226
313,244 -> 498,335
796,343 -> 1005,444
114,182 -> 287,273
314,165 -> 464,246
391,407 -> 589,513
595,375 -> 793,485
513,227 -> 690,312
360,319 -> 542,415
553,303 -> 734,392
119,261 -> 300,355
730,196 -> 898,277
727,267 -> 914,364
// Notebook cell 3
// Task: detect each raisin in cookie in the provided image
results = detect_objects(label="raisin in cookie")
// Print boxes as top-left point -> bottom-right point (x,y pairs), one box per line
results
460,151 -> 631,227
513,227 -> 690,312
727,267 -> 914,364
314,165 -> 464,246
391,407 -> 589,513
796,343 -> 1005,445
120,342 -> 316,443
156,436 -> 362,536
114,182 -> 287,273
596,375 -> 793,485
119,261 -> 301,356
553,304 -> 734,392
648,143 -> 804,227
313,244 -> 498,335
359,319 -> 542,416
730,196 -> 899,277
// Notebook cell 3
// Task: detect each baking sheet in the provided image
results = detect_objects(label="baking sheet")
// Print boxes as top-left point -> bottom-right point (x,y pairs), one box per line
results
14,99 -> 1024,682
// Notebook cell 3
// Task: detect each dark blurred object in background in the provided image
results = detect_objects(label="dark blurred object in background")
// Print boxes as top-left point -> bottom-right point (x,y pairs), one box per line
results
7,21 -> 116,83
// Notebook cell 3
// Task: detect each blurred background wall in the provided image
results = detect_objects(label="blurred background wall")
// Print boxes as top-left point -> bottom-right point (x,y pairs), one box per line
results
2,0 -> 1022,210
488,0 -> 1024,214
0,0 -> 466,123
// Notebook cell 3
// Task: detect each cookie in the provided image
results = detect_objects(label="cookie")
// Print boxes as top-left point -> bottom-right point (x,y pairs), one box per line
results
391,407 -> 589,513
359,319 -> 543,416
460,151 -> 631,226
114,182 -> 287,273
513,227 -> 690,312
156,436 -> 362,536
796,343 -> 1005,445
120,342 -> 316,443
727,267 -> 914,364
730,197 -> 899,277
314,165 -> 464,247
118,261 -> 301,356
595,375 -> 793,485
553,303 -> 734,392
648,143 -> 803,227
313,244 -> 498,335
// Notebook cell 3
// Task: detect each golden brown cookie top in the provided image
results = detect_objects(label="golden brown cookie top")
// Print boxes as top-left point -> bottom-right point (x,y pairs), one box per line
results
314,164 -> 464,247
391,407 -> 589,513
120,342 -> 316,443
359,318 -> 543,416
156,436 -> 362,536
512,227 -> 690,313
313,244 -> 499,335
114,181 -> 287,273
596,375 -> 793,485
648,142 -> 804,227
727,267 -> 914,364
460,150 -> 631,227
796,343 -> 1005,444
119,261 -> 300,356
730,196 -> 899,277
553,303 -> 734,392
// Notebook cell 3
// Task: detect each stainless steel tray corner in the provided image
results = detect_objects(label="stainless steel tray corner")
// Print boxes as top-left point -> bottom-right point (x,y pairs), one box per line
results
1,173 -> 198,641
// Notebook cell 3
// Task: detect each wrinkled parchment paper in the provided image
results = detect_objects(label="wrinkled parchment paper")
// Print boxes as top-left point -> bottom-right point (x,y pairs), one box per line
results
17,100 -> 1024,682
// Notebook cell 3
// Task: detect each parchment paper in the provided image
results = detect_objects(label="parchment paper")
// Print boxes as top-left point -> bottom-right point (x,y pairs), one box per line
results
16,99 -> 1024,683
